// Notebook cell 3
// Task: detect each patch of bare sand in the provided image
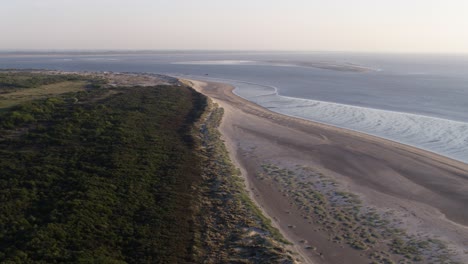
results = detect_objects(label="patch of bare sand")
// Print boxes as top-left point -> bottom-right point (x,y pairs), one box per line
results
188,80 -> 468,264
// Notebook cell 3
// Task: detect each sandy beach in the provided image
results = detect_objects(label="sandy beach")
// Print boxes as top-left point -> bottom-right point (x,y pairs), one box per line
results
188,80 -> 468,264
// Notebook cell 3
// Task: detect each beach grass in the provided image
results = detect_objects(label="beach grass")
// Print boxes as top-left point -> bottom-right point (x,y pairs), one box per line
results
258,163 -> 459,264
189,100 -> 296,263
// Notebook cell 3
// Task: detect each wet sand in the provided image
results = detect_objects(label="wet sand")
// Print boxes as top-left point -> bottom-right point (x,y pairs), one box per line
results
189,80 -> 468,264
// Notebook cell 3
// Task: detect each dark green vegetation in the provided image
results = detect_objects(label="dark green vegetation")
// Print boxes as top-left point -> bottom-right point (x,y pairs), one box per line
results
0,72 -> 292,263
0,81 -> 206,262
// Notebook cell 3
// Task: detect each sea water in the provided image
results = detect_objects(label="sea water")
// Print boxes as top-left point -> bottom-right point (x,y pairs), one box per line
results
1,51 -> 467,163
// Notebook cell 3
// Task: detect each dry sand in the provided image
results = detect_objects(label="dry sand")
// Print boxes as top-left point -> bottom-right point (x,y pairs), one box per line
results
188,80 -> 468,264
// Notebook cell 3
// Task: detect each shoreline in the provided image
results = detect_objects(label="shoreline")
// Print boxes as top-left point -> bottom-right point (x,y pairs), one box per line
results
188,79 -> 468,264
232,79 -> 468,165
190,78 -> 468,178
180,75 -> 468,164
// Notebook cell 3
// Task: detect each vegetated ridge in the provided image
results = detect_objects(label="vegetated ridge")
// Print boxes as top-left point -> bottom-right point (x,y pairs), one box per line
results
0,71 -> 294,263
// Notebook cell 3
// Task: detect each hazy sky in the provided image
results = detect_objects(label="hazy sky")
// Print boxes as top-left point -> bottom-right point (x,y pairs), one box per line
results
1,0 -> 467,53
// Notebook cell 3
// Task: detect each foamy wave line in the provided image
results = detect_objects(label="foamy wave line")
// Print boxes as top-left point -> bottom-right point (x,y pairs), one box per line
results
178,75 -> 468,164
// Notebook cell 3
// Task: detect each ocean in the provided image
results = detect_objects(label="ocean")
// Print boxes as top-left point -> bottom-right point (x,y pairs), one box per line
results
1,51 -> 467,163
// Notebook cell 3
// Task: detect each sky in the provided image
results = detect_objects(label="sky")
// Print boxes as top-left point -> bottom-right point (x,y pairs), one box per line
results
1,0 -> 467,53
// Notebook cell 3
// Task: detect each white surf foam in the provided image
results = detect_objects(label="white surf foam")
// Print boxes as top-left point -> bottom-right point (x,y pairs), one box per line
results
190,76 -> 468,164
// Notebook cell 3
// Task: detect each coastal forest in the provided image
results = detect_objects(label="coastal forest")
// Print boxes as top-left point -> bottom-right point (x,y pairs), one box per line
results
0,72 -> 292,264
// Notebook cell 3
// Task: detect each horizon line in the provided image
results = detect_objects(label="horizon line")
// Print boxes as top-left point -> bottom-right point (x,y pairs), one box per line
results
1,49 -> 468,56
